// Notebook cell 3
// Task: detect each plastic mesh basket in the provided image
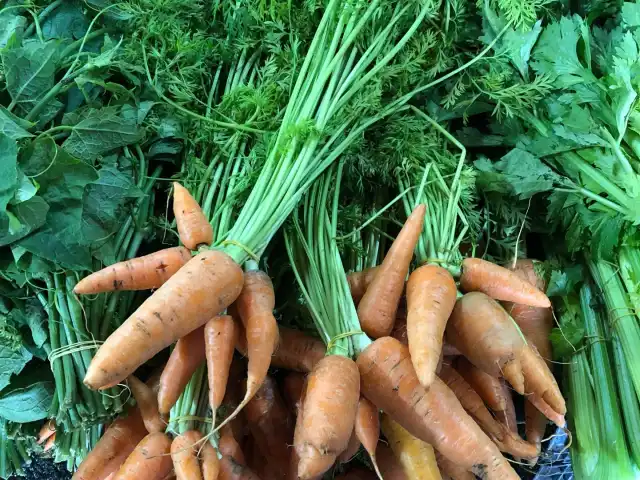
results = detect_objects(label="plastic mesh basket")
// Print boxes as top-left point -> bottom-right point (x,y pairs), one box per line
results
532,428 -> 573,480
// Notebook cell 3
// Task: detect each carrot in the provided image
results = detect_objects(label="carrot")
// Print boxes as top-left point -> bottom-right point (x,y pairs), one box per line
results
158,325 -> 206,415
502,259 -> 553,450
43,433 -> 56,452
295,355 -> 360,480
390,310 -> 408,345
495,380 -> 517,434
219,425 -> 246,465
201,442 -> 220,480
435,451 -> 474,480
528,394 -> 565,428
406,265 -> 457,387
289,373 -> 308,480
244,375 -> 294,474
347,266 -> 379,304
376,443 -> 408,480
357,337 -> 518,480
337,428 -> 361,463
438,363 -> 538,459
219,455 -> 260,480
128,375 -> 165,433
446,293 -> 565,417
113,432 -> 173,480
205,314 -> 238,415
355,396 -> 381,477
459,258 -> 551,308
73,408 -> 147,480
84,250 -> 244,390
173,182 -> 213,250
282,371 -> 306,413
74,247 -> 192,295
37,419 -> 56,445
171,430 -> 204,480
381,414 -> 441,480
357,205 -> 425,338
216,270 -> 278,432
271,327 -> 325,372
454,357 -> 507,413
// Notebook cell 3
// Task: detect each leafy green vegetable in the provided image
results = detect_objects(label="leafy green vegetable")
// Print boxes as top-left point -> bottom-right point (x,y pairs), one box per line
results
0,366 -> 54,423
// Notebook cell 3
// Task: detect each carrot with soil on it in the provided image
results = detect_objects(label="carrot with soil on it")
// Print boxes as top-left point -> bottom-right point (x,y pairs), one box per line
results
73,408 -> 148,480
446,292 -> 565,418
271,327 -> 325,373
294,355 -> 361,480
406,264 -> 458,387
435,450 -> 475,480
74,247 -> 192,294
173,182 -> 214,250
157,325 -> 206,415
200,442 -> 220,480
380,414 -> 441,480
204,314 -> 238,420
113,432 -> 173,480
347,266 -> 379,304
244,375 -> 294,473
357,337 -> 518,480
355,396 -> 382,478
171,430 -> 204,480
84,249 -> 244,390
357,204 -> 426,338
216,269 -> 279,432
282,371 -> 307,413
219,425 -> 246,465
438,363 -> 538,459
219,455 -> 260,480
459,258 -> 551,308
128,375 -> 165,433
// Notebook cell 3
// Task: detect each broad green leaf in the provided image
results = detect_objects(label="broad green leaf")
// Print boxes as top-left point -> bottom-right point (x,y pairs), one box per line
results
0,107 -> 33,140
0,366 -> 53,422
41,0 -> 89,40
622,2 -> 640,27
0,196 -> 49,247
62,107 -> 143,161
1,40 -> 60,111
0,10 -> 26,48
0,340 -> 32,392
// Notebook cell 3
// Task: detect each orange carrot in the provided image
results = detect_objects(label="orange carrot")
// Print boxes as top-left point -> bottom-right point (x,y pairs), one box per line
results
219,425 -> 246,465
271,327 -> 325,373
376,443 -> 407,480
454,357 -> 507,413
355,396 -> 380,476
502,259 -> 553,450
74,247 -> 192,295
357,337 -> 518,480
406,265 -> 457,387
158,325 -> 206,415
171,430 -> 204,480
446,293 -> 565,418
216,270 -> 278,432
37,419 -> 56,445
113,432 -> 173,480
357,204 -> 426,338
295,355 -> 360,480
84,250 -> 243,390
43,433 -> 56,452
173,182 -> 213,250
219,455 -> 260,480
528,394 -> 565,428
347,266 -> 379,304
337,429 -> 361,464
244,375 -> 294,473
201,442 -> 220,480
435,450 -> 475,480
495,381 -> 518,434
459,258 -> 550,308
128,375 -> 165,433
73,408 -> 147,480
438,363 -> 538,460
282,371 -> 306,413
289,374 -> 308,480
205,314 -> 238,414
390,311 -> 409,346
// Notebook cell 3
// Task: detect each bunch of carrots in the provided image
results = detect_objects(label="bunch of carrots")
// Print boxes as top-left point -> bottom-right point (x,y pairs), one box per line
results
64,156 -> 564,480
